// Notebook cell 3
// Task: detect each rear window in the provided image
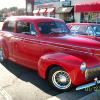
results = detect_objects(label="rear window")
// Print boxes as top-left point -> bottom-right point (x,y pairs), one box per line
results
3,21 -> 15,32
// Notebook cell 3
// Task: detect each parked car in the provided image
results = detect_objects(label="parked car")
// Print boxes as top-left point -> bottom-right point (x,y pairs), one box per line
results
67,23 -> 100,37
0,16 -> 100,91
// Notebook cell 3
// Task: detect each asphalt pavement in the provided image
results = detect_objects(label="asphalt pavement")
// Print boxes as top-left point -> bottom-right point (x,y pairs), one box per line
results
0,60 -> 58,100
0,60 -> 92,100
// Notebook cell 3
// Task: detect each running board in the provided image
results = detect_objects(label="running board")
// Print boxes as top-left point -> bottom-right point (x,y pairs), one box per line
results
76,80 -> 100,91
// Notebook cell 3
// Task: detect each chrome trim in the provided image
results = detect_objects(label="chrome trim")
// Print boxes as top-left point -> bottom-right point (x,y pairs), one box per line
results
76,80 -> 100,91
23,38 -> 93,55
12,36 -> 100,56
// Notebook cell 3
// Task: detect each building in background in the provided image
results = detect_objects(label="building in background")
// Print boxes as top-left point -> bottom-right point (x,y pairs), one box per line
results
72,0 -> 100,23
32,0 -> 74,22
26,0 -> 100,23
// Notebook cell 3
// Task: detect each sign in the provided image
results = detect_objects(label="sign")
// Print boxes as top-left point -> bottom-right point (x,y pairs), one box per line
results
34,0 -> 60,5
34,1 -> 71,9
27,3 -> 32,12
62,1 -> 71,7
34,2 -> 61,9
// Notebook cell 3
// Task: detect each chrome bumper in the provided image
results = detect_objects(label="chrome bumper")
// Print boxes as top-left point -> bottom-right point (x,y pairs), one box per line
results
76,80 -> 100,91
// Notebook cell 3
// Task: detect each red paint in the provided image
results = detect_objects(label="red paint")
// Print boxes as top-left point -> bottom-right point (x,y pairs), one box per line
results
1,16 -> 100,86
75,2 -> 100,12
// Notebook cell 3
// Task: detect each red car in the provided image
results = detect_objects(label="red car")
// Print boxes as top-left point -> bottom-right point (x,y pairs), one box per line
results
0,16 -> 100,91
67,23 -> 100,37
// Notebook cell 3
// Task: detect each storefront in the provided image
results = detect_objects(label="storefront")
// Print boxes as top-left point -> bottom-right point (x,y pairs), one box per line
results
74,1 -> 100,23
33,1 -> 74,23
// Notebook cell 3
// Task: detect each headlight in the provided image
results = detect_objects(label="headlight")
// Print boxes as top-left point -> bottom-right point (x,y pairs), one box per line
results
80,62 -> 86,71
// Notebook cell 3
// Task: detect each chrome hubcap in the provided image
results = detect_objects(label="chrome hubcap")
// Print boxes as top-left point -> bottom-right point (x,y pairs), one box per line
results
52,70 -> 71,90
59,75 -> 67,83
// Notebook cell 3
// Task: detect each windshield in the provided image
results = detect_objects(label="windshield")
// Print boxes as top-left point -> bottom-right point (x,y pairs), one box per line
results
91,25 -> 100,36
38,21 -> 70,34
70,25 -> 87,33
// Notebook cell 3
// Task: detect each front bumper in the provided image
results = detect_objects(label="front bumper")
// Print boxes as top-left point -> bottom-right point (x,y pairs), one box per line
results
76,66 -> 100,91
76,80 -> 100,90
85,67 -> 100,80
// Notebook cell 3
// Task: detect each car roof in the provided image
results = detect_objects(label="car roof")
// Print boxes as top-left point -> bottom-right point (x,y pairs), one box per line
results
5,16 -> 64,22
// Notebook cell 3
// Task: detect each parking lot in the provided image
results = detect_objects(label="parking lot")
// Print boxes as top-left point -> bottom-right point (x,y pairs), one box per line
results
0,60 -> 91,100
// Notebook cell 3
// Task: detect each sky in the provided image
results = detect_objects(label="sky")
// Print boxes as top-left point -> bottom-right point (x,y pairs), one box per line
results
0,0 -> 26,10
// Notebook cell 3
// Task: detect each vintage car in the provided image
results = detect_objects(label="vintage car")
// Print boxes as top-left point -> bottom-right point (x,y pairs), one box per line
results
67,23 -> 100,37
0,16 -> 100,91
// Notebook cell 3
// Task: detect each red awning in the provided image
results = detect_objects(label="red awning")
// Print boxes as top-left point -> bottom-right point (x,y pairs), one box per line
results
46,8 -> 55,13
39,9 -> 47,14
75,2 -> 100,12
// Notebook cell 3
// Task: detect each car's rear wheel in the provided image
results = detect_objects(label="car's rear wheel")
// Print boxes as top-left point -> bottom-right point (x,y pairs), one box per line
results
48,66 -> 73,92
0,48 -> 5,62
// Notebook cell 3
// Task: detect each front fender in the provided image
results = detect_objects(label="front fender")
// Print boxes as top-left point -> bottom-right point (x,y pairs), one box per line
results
38,52 -> 86,85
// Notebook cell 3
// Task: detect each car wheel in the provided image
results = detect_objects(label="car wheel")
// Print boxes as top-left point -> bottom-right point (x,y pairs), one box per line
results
0,48 -> 5,62
48,66 -> 73,92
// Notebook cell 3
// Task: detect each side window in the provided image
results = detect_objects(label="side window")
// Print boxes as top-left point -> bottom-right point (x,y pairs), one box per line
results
16,21 -> 36,35
16,21 -> 30,33
3,21 -> 15,32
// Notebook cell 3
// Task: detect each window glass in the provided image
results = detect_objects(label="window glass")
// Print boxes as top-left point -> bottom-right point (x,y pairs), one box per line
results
3,21 -> 15,32
70,25 -> 80,31
16,21 -> 36,35
38,21 -> 70,34
86,26 -> 94,35
78,26 -> 87,33
16,22 -> 30,33
70,25 -> 87,33
92,25 -> 100,36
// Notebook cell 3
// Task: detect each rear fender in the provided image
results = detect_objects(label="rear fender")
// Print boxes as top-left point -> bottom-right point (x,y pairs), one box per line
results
0,36 -> 9,58
0,36 -> 3,47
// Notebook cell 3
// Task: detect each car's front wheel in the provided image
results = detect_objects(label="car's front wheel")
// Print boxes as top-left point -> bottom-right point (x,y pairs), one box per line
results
48,66 -> 73,92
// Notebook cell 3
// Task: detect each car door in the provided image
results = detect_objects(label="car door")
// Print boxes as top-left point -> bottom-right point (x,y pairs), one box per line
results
12,21 -> 41,69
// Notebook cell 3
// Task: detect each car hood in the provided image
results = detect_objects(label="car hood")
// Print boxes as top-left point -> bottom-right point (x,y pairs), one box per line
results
42,34 -> 100,55
46,34 -> 100,48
